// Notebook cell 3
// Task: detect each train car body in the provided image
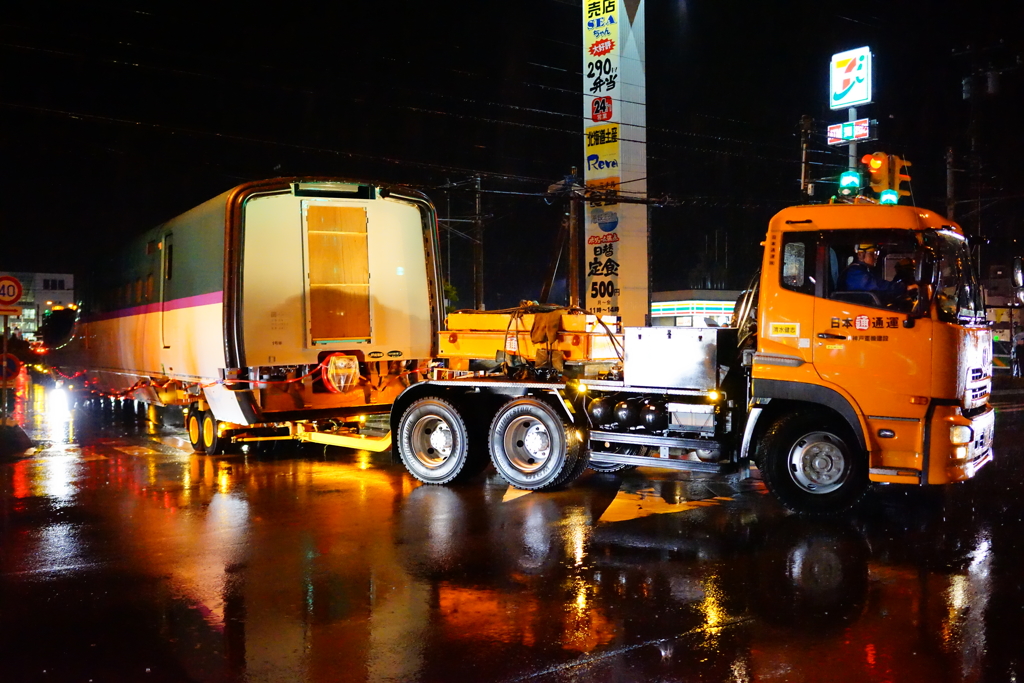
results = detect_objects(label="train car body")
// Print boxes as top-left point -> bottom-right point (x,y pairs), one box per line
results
68,178 -> 443,451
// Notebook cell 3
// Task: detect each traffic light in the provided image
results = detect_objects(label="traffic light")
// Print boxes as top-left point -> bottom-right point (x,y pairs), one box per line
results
837,171 -> 861,197
891,155 -> 912,197
861,152 -> 891,194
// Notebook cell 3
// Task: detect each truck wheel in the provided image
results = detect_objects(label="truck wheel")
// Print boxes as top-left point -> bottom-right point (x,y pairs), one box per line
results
398,397 -> 484,484
186,407 -> 206,453
201,411 -> 225,455
489,397 -> 582,491
758,412 -> 868,515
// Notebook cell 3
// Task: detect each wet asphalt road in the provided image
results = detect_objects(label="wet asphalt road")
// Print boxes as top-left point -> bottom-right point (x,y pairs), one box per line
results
1,384 -> 1023,683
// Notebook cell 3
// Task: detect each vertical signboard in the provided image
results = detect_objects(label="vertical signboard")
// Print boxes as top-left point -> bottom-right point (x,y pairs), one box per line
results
830,46 -> 872,110
583,0 -> 647,325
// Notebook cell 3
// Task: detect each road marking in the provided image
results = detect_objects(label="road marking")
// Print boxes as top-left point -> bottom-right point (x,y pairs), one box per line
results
599,490 -> 723,522
502,487 -> 533,503
113,446 -> 160,456
156,436 -> 192,451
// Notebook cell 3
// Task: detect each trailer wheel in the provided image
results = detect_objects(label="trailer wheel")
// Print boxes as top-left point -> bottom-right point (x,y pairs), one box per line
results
398,397 -> 483,484
201,411 -> 225,455
186,407 -> 206,453
758,411 -> 868,515
489,397 -> 582,491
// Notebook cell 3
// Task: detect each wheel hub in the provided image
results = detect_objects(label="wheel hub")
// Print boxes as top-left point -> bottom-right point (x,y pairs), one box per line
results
522,424 -> 550,458
789,432 -> 847,494
427,422 -> 453,456
411,417 -> 453,469
505,417 -> 551,472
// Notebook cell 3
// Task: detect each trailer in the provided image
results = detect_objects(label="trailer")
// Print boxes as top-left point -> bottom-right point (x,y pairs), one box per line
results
65,177 -> 443,453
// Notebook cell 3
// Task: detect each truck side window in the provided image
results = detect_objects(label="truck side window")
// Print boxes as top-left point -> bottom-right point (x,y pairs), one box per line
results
780,235 -> 815,295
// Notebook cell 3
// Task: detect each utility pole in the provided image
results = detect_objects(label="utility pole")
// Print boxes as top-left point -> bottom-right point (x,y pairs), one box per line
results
473,175 -> 484,310
946,147 -> 956,220
568,186 -> 581,309
1,314 -> 8,428
799,115 -> 813,199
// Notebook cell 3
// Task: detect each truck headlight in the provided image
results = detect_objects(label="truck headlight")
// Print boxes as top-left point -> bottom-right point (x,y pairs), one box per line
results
950,425 -> 973,445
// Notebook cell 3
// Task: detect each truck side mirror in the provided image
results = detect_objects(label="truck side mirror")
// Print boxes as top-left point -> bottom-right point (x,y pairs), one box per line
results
906,249 -> 938,319
908,287 -> 929,319
914,249 -> 938,288
1013,256 -> 1023,288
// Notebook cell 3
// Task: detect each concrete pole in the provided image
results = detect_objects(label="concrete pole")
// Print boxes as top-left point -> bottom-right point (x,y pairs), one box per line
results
799,115 -> 812,199
473,176 -> 484,310
2,315 -> 8,426
568,189 -> 581,309
946,147 -> 956,220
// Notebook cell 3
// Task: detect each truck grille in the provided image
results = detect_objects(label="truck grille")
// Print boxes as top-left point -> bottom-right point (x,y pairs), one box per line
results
970,368 -> 984,382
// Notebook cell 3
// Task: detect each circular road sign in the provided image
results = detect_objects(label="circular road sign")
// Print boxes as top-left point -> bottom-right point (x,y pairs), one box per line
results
0,276 -> 23,306
1,353 -> 21,380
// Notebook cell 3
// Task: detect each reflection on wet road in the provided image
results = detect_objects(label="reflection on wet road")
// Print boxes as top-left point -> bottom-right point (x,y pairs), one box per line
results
0,390 -> 1022,682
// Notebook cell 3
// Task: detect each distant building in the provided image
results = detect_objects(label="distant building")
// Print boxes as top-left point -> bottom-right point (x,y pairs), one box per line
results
651,289 -> 742,328
0,271 -> 75,341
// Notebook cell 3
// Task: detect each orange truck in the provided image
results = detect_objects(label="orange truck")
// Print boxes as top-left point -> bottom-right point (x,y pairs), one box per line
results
388,200 -> 999,514
64,182 -> 998,514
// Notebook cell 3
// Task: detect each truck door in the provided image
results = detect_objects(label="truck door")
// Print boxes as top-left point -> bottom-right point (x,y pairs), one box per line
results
810,231 -> 932,418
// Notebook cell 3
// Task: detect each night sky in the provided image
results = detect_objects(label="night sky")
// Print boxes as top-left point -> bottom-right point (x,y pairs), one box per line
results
2,1 -> 1022,309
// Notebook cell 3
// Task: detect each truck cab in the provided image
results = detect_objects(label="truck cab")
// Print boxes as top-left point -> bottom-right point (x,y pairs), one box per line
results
750,202 -> 993,512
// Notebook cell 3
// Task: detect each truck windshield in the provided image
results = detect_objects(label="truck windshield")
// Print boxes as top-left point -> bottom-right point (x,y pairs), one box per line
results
928,229 -> 985,325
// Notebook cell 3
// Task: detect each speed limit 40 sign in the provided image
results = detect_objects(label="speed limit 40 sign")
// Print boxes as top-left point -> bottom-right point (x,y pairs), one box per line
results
0,276 -> 24,316
0,276 -> 22,305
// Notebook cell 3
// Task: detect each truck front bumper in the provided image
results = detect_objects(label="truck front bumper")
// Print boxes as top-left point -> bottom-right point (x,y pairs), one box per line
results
943,404 -> 994,482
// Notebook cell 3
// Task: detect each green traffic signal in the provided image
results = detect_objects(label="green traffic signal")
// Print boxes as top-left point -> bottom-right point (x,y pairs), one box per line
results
838,171 -> 861,196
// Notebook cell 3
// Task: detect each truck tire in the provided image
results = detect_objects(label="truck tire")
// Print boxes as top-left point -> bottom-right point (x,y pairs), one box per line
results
201,411 -> 225,455
398,397 -> 486,484
758,411 -> 868,515
489,397 -> 583,491
186,407 -> 206,453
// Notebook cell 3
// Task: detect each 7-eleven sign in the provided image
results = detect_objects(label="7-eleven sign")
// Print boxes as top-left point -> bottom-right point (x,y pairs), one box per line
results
830,46 -> 873,110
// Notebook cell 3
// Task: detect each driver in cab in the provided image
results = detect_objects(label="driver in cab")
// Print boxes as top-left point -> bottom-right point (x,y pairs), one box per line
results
838,243 -> 918,305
